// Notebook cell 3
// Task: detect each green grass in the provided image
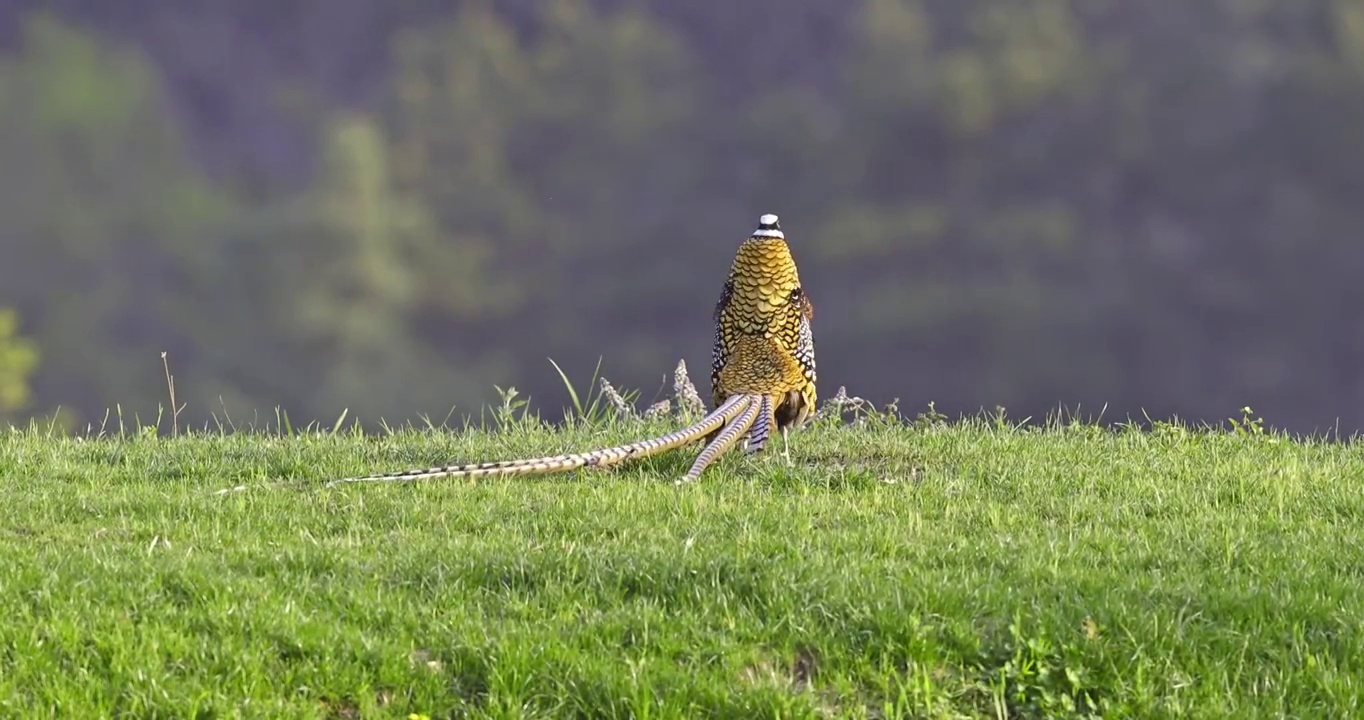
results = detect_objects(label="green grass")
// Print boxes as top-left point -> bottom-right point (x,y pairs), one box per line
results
2,406 -> 1363,718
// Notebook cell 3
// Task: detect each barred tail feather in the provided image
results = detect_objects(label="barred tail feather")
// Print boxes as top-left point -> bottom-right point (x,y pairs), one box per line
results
326,394 -> 754,486
677,394 -> 763,483
742,395 -> 775,455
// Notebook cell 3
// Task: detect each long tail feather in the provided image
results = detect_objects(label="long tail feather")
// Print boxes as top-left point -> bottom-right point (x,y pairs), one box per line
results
326,394 -> 753,486
676,394 -> 762,483
743,395 -> 776,455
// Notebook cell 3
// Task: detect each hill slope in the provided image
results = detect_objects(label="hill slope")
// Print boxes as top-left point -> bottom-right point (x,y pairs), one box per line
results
1,409 -> 1361,717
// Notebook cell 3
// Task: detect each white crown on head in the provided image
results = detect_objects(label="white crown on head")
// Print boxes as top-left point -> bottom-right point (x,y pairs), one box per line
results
753,213 -> 784,238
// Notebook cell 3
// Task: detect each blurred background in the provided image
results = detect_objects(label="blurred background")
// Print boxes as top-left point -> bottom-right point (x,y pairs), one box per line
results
0,0 -> 1361,435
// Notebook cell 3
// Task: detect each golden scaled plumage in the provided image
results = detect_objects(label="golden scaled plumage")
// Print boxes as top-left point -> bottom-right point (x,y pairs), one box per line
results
324,213 -> 814,488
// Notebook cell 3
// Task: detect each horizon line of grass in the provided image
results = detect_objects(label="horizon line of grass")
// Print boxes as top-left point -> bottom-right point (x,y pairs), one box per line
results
4,351 -> 1353,446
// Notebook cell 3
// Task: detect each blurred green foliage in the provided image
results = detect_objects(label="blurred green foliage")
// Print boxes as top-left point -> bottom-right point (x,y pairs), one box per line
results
0,14 -> 232,423
0,309 -> 38,419
1,1 -> 1362,432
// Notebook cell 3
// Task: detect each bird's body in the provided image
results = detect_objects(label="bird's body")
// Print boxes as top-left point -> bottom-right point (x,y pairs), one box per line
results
326,214 -> 816,487
708,214 -> 817,461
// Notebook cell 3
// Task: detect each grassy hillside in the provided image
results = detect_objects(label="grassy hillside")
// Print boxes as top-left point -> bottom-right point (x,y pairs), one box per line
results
1,401 -> 1361,718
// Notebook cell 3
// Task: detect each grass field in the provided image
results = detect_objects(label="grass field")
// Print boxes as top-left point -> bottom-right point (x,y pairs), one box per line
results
2,399 -> 1362,718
